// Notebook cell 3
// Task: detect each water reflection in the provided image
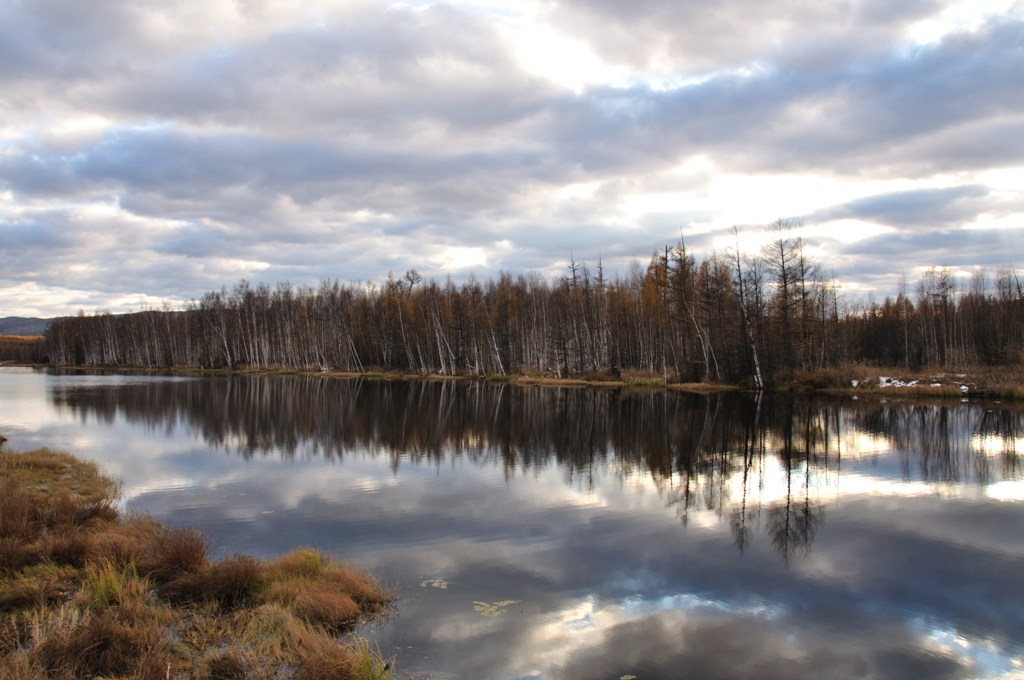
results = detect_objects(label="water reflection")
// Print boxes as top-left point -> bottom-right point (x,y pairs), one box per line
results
49,377 -> 1024,562
1,369 -> 1019,678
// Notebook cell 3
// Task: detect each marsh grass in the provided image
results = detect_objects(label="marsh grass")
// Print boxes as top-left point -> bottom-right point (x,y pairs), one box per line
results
784,363 -> 1024,399
138,526 -> 209,583
160,554 -> 264,609
0,448 -> 396,679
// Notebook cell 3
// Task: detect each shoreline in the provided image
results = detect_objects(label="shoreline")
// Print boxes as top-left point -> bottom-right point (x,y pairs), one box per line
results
6,360 -> 1023,400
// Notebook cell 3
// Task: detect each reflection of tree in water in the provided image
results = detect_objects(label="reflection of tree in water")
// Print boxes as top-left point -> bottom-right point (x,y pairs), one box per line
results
766,463 -> 826,566
51,376 -> 1024,562
766,398 -> 829,564
855,399 -> 1023,483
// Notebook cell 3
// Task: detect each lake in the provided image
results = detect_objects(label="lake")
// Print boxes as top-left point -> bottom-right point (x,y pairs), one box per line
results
1,366 -> 1023,679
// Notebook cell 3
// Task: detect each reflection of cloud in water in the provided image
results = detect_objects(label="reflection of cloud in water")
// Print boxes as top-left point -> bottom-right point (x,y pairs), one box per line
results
916,622 -> 1024,680
554,610 -> 969,680
972,434 -> 1023,457
985,481 -> 1024,502
847,431 -> 894,457
120,476 -> 199,505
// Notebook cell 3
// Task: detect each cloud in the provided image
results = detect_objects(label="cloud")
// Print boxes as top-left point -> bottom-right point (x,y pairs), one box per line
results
0,0 -> 1022,315
539,0 -> 944,73
810,186 -> 991,229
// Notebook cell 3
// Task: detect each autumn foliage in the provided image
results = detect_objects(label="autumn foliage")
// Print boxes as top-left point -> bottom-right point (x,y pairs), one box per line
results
43,235 -> 1024,386
0,335 -> 46,364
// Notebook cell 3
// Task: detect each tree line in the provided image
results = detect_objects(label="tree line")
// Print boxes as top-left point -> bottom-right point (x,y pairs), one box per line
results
45,224 -> 1024,384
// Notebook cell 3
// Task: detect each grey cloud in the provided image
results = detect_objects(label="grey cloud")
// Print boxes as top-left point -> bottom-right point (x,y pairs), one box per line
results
97,4 -> 550,136
0,151 -> 96,197
531,17 -> 1024,179
809,186 -> 991,229
8,9 -> 1020,194
0,214 -> 88,252
820,228 -> 1017,299
0,0 -> 144,82
884,116 -> 1024,177
4,126 -> 557,218
835,226 -> 1013,265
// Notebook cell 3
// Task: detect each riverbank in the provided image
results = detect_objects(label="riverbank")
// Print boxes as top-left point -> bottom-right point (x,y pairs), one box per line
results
0,446 -> 394,679
769,364 -> 1024,400
19,361 -> 1024,400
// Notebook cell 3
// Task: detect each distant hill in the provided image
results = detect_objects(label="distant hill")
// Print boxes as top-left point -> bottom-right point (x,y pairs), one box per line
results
0,317 -> 53,336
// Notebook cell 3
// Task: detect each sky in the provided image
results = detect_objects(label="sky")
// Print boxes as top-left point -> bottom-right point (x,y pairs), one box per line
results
1,0 -> 1023,318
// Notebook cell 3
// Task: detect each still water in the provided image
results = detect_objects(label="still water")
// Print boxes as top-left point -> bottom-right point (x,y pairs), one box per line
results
2,366 -> 1023,679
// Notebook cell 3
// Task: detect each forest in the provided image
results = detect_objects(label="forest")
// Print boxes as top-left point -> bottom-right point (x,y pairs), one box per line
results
43,228 -> 1024,387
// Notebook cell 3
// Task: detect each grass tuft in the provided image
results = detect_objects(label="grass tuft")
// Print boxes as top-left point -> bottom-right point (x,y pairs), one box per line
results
324,566 -> 394,615
0,536 -> 40,576
139,526 -> 209,584
0,651 -> 45,680
205,650 -> 249,680
0,478 -> 37,543
40,532 -> 92,569
161,554 -> 264,609
78,562 -> 149,610
268,546 -> 328,578
266,577 -> 361,631
0,574 -> 68,613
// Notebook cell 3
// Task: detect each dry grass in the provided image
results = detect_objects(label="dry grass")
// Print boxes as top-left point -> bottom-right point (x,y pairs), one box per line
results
0,480 -> 37,547
0,573 -> 69,612
34,609 -> 169,680
786,363 -> 1024,400
320,566 -> 395,617
0,448 -> 396,680
138,526 -> 209,583
0,449 -> 118,507
87,515 -> 162,568
266,576 -> 362,631
161,554 -> 265,609
267,545 -> 328,578
205,650 -> 248,680
668,381 -> 739,394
